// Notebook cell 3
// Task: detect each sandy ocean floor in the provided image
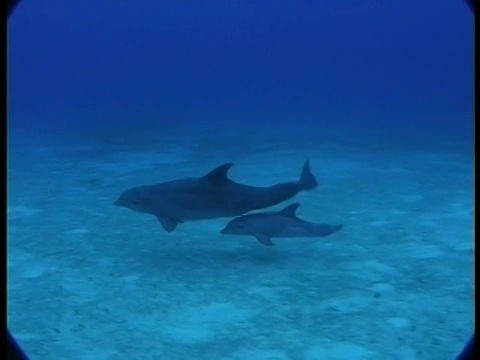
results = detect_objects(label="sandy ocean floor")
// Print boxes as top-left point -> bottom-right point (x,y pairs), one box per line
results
7,130 -> 473,359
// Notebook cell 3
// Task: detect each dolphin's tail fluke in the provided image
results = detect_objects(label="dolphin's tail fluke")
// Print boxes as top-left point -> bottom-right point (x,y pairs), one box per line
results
298,160 -> 318,191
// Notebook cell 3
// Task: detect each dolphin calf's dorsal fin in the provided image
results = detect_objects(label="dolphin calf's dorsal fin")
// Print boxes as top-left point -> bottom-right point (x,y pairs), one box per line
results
205,163 -> 234,183
278,202 -> 301,217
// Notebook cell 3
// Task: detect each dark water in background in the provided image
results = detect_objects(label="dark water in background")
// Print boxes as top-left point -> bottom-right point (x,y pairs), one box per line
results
7,0 -> 473,152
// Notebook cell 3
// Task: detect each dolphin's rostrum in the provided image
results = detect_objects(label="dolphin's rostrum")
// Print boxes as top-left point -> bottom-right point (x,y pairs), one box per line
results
114,161 -> 318,232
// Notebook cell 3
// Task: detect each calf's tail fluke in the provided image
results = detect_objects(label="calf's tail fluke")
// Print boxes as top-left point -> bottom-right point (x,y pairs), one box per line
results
298,160 -> 318,191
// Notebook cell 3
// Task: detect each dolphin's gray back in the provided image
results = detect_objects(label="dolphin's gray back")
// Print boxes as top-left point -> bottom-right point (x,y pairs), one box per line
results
244,213 -> 340,238
142,178 -> 298,220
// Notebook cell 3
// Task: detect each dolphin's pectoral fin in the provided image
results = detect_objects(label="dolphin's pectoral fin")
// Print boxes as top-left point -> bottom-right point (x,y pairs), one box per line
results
157,216 -> 181,232
205,163 -> 234,184
255,235 -> 275,246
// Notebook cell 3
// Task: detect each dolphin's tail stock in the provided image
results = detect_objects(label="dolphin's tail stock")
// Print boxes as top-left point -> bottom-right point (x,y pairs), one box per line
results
298,160 -> 318,191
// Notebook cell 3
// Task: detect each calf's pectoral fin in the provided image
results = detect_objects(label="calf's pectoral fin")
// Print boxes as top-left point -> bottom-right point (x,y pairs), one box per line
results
255,235 -> 275,246
157,216 -> 182,232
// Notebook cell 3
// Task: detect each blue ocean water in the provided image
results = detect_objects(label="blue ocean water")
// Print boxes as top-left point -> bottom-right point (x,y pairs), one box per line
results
7,0 -> 474,359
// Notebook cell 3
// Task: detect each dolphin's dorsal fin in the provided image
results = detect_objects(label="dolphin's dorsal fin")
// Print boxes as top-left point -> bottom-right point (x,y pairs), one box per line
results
278,202 -> 301,217
205,163 -> 234,183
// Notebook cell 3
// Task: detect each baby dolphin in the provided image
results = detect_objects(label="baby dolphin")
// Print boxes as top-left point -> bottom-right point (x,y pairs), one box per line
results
220,202 -> 342,246
114,161 -> 318,232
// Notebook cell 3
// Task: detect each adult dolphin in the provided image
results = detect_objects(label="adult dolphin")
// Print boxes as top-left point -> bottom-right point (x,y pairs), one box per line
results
113,160 -> 318,232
